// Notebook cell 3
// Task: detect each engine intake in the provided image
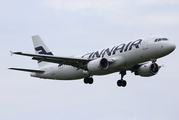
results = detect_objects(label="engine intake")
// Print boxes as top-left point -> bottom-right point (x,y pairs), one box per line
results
87,58 -> 109,72
135,63 -> 159,77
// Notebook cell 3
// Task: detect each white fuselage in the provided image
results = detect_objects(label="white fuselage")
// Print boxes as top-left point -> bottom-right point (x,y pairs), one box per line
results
31,35 -> 175,80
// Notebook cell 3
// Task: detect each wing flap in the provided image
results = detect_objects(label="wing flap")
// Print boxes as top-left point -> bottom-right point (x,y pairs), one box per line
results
9,68 -> 45,73
12,51 -> 88,63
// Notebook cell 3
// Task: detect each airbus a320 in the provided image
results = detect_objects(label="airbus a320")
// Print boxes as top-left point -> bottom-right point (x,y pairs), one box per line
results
9,35 -> 176,87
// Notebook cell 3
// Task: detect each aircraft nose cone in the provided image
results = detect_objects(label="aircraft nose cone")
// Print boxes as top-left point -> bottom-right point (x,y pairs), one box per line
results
168,42 -> 176,52
166,42 -> 176,53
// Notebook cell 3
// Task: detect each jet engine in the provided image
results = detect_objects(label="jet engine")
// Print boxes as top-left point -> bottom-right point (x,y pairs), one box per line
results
135,63 -> 159,77
87,58 -> 109,72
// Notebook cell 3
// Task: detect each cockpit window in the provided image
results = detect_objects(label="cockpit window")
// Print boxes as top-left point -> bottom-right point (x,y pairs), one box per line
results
154,38 -> 169,42
162,38 -> 168,41
158,38 -> 162,41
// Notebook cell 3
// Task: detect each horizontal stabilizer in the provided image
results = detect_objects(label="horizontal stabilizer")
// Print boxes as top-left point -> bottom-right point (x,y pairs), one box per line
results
9,68 -> 44,73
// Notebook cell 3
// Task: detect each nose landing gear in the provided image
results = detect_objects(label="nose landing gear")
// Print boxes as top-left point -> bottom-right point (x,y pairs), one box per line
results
117,71 -> 127,87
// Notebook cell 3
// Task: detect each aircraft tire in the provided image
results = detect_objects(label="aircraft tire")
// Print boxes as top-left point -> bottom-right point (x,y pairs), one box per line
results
84,77 -> 93,84
121,80 -> 127,87
84,77 -> 89,84
117,80 -> 122,87
88,78 -> 93,84
117,80 -> 127,87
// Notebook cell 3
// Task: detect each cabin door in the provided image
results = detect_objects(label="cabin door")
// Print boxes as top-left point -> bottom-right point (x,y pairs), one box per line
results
143,38 -> 149,50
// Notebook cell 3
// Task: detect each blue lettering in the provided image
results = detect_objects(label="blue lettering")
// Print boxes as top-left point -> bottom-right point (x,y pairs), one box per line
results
124,42 -> 132,52
100,49 -> 105,57
102,46 -> 116,57
88,52 -> 94,59
112,44 -> 126,55
92,51 -> 100,58
82,40 -> 142,59
35,46 -> 53,55
129,39 -> 142,50
82,53 -> 91,58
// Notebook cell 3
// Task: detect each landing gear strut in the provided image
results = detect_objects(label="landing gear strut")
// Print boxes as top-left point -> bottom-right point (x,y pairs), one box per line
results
84,77 -> 93,84
151,58 -> 157,63
117,71 -> 127,87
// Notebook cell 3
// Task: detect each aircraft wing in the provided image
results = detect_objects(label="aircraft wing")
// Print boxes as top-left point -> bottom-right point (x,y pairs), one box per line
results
11,51 -> 90,70
9,68 -> 45,73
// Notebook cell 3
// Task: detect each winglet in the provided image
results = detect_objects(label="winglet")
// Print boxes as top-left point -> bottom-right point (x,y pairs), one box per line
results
10,51 -> 14,56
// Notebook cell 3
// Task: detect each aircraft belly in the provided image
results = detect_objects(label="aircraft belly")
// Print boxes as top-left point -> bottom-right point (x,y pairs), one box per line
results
54,66 -> 86,80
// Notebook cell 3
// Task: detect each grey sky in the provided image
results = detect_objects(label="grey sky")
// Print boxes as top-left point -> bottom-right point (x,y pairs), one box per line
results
1,0 -> 179,120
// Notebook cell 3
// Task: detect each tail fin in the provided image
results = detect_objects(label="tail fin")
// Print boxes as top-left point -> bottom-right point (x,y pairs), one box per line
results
32,35 -> 53,68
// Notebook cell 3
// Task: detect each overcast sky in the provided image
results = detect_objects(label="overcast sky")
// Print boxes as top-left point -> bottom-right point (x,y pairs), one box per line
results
1,0 -> 179,120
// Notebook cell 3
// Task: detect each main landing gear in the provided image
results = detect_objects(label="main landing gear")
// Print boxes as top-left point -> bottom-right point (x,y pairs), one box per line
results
83,71 -> 94,84
117,71 -> 127,87
84,77 -> 94,84
83,71 -> 127,87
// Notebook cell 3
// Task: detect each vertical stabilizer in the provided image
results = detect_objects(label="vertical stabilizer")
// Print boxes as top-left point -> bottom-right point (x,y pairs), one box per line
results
32,35 -> 54,68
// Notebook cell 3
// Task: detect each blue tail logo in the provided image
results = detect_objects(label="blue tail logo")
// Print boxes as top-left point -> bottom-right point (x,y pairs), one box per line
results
35,46 -> 53,55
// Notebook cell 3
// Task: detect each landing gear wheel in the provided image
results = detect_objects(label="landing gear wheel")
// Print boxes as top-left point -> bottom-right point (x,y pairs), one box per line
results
117,80 -> 122,87
88,78 -> 93,84
121,80 -> 127,87
117,80 -> 127,87
84,77 -> 94,84
84,77 -> 89,84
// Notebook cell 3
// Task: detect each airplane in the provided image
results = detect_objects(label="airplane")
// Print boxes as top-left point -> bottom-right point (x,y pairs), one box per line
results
9,35 -> 176,87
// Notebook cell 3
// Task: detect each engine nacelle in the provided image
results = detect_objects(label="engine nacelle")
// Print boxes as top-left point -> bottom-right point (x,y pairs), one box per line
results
135,63 -> 159,77
87,58 -> 109,72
